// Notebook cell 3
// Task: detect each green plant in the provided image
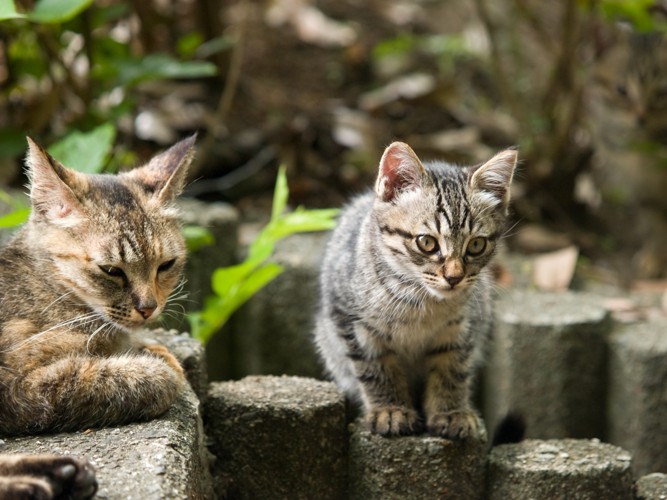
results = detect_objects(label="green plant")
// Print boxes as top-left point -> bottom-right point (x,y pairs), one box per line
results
188,167 -> 339,345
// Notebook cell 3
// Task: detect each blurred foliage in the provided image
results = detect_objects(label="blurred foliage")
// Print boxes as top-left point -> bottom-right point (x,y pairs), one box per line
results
189,167 -> 339,345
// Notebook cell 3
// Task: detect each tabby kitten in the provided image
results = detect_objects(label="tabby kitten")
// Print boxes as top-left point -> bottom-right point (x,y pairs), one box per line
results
314,142 -> 516,438
0,135 -> 195,436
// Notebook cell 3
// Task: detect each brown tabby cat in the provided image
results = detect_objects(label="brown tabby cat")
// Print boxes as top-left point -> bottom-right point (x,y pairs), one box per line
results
0,135 -> 195,438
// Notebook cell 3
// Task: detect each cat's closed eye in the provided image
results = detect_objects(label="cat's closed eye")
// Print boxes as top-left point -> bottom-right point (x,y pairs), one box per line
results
99,265 -> 126,279
157,259 -> 176,273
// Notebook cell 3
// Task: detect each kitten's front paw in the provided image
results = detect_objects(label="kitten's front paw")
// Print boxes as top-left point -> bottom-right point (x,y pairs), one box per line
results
142,344 -> 186,380
427,409 -> 487,441
18,455 -> 97,500
366,406 -> 421,436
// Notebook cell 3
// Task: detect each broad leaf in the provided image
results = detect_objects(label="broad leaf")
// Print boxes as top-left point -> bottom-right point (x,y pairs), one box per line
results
29,0 -> 92,23
0,207 -> 30,228
48,124 -> 116,173
115,54 -> 217,87
0,0 -> 25,20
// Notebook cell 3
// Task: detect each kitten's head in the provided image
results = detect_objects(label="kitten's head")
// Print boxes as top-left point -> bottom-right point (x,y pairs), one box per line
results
373,142 -> 516,300
24,135 -> 196,330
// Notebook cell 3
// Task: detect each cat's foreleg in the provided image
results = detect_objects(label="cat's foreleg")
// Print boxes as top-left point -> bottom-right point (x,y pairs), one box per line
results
12,353 -> 185,434
422,344 -> 486,441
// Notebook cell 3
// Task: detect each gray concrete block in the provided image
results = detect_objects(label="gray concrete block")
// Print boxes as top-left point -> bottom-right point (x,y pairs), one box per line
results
205,375 -> 347,499
484,290 -> 611,439
608,318 -> 667,476
636,473 -> 667,499
236,232 -> 330,378
178,198 -> 239,381
0,384 -> 213,499
487,439 -> 634,500
348,424 -> 486,499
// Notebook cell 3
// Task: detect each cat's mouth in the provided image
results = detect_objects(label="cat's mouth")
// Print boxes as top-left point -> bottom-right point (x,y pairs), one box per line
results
424,281 -> 467,301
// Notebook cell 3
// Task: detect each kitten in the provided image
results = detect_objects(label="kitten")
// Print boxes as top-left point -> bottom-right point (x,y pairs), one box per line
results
0,454 -> 97,499
0,135 -> 195,436
314,142 -> 516,438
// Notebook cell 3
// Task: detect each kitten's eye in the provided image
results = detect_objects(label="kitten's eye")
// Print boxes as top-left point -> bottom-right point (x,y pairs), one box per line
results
416,235 -> 439,254
158,259 -> 176,273
466,237 -> 487,256
99,265 -> 126,279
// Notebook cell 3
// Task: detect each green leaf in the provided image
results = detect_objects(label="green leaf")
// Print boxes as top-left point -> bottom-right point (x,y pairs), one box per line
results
271,166 -> 289,222
48,124 -> 116,173
115,54 -> 217,87
0,207 -> 30,228
28,0 -> 92,23
182,225 -> 215,253
0,0 -> 25,20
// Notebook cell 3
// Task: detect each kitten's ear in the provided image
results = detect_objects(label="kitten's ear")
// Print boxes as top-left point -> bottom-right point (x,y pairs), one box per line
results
130,134 -> 196,203
25,137 -> 86,226
469,148 -> 517,210
375,142 -> 427,202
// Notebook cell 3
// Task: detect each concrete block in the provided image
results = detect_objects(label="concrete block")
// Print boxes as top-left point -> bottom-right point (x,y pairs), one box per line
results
205,375 -> 347,499
348,424 -> 486,499
0,384 -> 213,499
236,232 -> 330,378
608,318 -> 667,476
484,290 -> 611,439
178,198 -> 239,381
636,473 -> 667,499
487,439 -> 634,500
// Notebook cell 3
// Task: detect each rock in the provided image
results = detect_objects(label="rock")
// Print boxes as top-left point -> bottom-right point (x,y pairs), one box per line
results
487,439 -> 634,499
484,290 -> 611,439
348,424 -> 486,499
205,375 -> 347,499
636,473 -> 667,499
608,318 -> 667,476
1,385 -> 212,500
236,231 -> 330,378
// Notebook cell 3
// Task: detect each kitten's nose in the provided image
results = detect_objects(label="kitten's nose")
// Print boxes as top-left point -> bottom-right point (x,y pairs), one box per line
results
445,275 -> 463,288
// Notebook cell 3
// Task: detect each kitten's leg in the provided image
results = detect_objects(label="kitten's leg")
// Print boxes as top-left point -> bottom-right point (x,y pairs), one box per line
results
423,342 -> 486,441
11,353 -> 185,434
0,454 -> 97,500
351,347 -> 419,436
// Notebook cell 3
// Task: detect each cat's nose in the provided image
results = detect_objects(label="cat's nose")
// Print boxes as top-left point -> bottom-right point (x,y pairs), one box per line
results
445,275 -> 463,288
135,303 -> 157,319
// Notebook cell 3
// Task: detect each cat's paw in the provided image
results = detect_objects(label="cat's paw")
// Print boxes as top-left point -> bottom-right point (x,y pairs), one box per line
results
14,455 -> 97,500
365,406 -> 421,436
427,409 -> 487,441
142,343 -> 186,380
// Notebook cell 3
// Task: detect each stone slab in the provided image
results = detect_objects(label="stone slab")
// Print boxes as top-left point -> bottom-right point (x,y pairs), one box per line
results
487,439 -> 634,500
0,385 -> 212,500
205,375 -> 346,499
236,232 -> 330,378
608,318 -> 667,476
348,424 -> 486,499
636,473 -> 667,500
484,290 -> 610,439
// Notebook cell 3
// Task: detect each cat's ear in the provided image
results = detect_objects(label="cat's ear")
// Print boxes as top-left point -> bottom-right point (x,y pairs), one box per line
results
25,137 -> 87,226
129,134 -> 196,204
469,148 -> 517,211
375,142 -> 427,202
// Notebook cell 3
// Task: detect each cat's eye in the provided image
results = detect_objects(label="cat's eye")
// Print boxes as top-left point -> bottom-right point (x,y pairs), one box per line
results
99,265 -> 126,279
466,237 -> 487,257
416,235 -> 439,254
158,259 -> 176,273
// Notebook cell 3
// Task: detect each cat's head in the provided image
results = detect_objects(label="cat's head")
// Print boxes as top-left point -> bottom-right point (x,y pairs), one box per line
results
24,135 -> 196,330
373,142 -> 516,300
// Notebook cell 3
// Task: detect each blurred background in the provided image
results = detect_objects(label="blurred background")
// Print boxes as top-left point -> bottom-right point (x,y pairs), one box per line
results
1,0 -> 667,290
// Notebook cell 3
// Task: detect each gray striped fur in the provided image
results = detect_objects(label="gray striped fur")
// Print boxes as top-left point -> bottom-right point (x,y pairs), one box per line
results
314,142 -> 516,438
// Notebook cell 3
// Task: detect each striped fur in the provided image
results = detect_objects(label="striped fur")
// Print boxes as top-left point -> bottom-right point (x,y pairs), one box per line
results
0,136 -> 195,436
314,142 -> 516,438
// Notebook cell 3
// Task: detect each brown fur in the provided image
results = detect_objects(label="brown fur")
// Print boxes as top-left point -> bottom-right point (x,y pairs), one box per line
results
0,135 -> 195,436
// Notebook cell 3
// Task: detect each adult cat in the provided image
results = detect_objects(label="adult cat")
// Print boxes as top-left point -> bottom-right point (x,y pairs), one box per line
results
0,135 -> 195,436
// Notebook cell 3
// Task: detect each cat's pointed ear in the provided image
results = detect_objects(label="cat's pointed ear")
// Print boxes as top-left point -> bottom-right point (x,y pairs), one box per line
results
469,148 -> 517,211
130,134 -> 196,203
375,142 -> 427,202
25,137 -> 87,226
